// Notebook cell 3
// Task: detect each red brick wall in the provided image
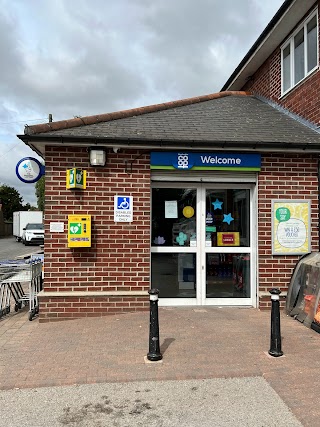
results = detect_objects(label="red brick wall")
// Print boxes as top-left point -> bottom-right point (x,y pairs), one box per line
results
241,4 -> 320,308
258,153 -> 319,309
41,148 -> 319,317
41,146 -> 150,321
39,296 -> 149,322
243,2 -> 320,126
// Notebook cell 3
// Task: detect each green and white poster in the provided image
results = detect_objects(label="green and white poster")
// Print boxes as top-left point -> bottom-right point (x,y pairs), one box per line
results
272,200 -> 310,255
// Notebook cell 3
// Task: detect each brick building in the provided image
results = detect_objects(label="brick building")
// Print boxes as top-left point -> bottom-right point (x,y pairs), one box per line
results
222,0 -> 320,307
18,0 -> 320,321
222,0 -> 320,125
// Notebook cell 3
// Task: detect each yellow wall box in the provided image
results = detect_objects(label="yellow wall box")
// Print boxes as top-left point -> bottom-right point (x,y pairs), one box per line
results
68,215 -> 91,247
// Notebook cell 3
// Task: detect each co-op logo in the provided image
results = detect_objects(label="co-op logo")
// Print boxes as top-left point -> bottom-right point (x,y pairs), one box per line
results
172,153 -> 194,169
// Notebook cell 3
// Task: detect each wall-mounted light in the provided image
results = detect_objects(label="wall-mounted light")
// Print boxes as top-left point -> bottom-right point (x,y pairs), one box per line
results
113,147 -> 120,153
88,147 -> 107,167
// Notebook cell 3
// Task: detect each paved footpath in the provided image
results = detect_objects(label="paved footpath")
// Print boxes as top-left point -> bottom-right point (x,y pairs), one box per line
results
0,307 -> 319,426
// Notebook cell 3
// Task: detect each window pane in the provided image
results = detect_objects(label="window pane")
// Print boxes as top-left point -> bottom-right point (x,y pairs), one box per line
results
205,189 -> 250,247
307,16 -> 317,72
283,44 -> 291,92
151,253 -> 196,298
206,253 -> 250,298
152,188 -> 196,247
294,29 -> 305,84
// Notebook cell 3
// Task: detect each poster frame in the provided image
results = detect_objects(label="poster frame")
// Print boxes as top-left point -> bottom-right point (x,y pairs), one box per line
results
271,199 -> 311,255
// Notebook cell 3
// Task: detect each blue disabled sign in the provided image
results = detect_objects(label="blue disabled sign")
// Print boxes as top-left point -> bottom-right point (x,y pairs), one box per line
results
114,195 -> 133,222
16,157 -> 44,183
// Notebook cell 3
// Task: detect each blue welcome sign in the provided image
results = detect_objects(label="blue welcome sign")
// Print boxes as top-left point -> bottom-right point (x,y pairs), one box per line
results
150,152 -> 261,171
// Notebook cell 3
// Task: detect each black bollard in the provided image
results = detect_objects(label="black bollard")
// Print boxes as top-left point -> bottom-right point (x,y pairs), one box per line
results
147,288 -> 162,361
268,288 -> 283,357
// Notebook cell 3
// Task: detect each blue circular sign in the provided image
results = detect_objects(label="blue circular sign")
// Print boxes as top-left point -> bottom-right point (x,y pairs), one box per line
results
16,157 -> 44,183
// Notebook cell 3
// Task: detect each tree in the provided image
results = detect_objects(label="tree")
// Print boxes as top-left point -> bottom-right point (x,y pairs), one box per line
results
23,203 -> 38,211
35,175 -> 45,211
0,184 -> 24,220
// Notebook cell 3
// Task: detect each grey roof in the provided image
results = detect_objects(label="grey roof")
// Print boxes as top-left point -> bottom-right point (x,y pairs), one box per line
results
19,93 -> 320,154
36,95 -> 320,144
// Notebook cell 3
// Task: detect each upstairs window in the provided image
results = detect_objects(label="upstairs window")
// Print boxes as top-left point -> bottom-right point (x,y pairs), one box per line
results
281,11 -> 318,95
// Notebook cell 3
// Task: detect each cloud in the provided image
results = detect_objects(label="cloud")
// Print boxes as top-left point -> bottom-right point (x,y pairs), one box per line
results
0,0 -> 283,205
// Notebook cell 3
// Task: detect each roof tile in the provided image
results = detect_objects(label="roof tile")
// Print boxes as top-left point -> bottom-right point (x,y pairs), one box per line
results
24,91 -> 249,135
21,92 -> 320,149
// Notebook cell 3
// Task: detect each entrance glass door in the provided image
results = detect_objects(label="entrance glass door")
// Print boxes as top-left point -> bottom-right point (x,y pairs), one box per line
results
151,185 -> 198,302
201,187 -> 252,305
151,183 -> 255,306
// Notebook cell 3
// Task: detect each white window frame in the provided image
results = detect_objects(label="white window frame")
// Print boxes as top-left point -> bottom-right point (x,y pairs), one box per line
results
281,8 -> 319,96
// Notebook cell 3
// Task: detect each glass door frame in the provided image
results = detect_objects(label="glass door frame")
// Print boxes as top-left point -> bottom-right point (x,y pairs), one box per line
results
151,181 -> 257,307
199,184 -> 256,306
151,182 -> 199,306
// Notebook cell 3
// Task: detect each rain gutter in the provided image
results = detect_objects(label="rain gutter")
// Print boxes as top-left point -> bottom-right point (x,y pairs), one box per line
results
17,134 -> 320,155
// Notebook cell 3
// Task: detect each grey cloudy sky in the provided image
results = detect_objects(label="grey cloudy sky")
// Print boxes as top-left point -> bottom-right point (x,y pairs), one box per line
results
0,0 -> 283,206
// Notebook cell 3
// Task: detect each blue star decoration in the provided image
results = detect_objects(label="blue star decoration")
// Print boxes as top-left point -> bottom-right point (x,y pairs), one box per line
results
223,213 -> 234,225
212,199 -> 223,210
22,163 -> 29,169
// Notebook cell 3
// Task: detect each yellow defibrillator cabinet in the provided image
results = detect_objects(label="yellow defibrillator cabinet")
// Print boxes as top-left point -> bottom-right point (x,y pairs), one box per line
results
68,215 -> 91,248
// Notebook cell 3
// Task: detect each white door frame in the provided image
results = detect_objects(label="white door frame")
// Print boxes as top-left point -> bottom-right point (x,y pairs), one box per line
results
151,180 -> 258,307
198,183 -> 256,306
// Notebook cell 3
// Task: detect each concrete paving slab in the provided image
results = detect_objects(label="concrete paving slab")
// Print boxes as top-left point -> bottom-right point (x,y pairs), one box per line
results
0,307 -> 319,426
0,378 -> 302,427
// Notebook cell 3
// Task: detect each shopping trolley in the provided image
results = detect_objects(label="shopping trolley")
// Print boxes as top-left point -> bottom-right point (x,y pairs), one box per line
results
0,279 -> 11,317
0,259 -> 43,321
0,260 -> 27,318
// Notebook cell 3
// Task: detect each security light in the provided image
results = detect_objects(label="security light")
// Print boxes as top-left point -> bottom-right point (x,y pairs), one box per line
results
88,147 -> 107,167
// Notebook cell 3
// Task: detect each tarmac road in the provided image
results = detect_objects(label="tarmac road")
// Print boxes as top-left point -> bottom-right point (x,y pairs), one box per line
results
0,236 -> 42,261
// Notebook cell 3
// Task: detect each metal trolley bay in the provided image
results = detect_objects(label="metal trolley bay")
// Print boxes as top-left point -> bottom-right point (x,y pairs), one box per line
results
0,259 -> 43,321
